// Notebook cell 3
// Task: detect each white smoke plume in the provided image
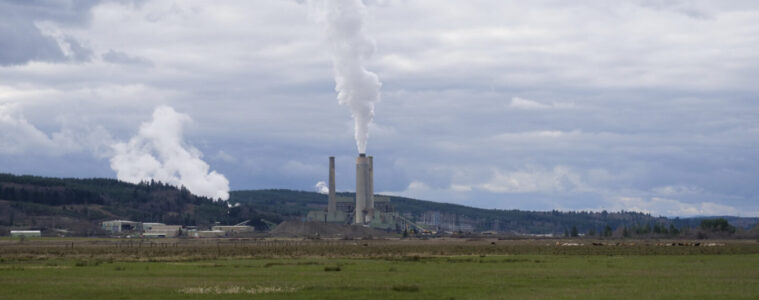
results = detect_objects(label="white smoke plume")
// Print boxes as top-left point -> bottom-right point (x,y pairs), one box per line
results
310,0 -> 382,154
109,106 -> 230,201
314,181 -> 329,194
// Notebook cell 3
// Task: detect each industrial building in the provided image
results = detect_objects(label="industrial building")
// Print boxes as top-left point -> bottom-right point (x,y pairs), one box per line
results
306,154 -> 404,231
142,223 -> 182,238
101,220 -> 142,233
100,220 -> 253,238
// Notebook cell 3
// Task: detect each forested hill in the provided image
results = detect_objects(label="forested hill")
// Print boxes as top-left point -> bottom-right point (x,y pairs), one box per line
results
0,173 -> 279,235
2,172 -> 757,236
231,190 -> 672,234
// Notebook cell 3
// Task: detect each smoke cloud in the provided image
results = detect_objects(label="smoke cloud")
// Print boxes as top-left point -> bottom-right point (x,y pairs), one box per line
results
315,181 -> 329,194
110,106 -> 230,201
311,0 -> 382,153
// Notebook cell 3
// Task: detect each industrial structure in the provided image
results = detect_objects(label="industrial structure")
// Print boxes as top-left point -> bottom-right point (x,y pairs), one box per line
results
212,220 -> 256,235
142,223 -> 182,238
306,154 -> 406,231
101,220 -> 142,233
100,220 -> 253,238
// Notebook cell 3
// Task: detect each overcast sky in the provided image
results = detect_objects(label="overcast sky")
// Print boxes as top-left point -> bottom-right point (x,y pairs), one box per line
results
1,0 -> 758,216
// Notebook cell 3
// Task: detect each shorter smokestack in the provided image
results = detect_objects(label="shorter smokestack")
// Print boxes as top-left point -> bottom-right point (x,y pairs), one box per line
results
328,156 -> 336,214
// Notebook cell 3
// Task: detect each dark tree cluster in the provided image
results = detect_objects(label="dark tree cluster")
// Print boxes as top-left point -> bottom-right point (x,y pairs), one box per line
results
700,218 -> 736,233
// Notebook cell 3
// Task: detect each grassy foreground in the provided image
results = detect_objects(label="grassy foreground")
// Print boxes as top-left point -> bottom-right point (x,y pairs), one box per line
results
1,239 -> 758,299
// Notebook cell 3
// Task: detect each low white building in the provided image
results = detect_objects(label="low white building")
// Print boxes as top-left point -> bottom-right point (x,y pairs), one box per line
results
211,225 -> 255,235
11,230 -> 41,237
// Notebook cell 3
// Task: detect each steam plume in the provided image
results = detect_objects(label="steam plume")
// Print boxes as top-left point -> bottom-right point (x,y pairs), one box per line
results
109,106 -> 230,201
315,181 -> 329,194
311,0 -> 381,153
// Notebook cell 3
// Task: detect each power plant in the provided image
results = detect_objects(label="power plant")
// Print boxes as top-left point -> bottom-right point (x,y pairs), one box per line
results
307,154 -> 400,230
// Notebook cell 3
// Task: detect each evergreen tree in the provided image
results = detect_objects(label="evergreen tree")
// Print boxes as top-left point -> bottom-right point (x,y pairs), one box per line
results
603,224 -> 613,237
669,224 -> 680,235
700,218 -> 736,233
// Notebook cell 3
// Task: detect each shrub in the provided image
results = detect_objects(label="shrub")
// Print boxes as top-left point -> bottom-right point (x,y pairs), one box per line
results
392,285 -> 419,292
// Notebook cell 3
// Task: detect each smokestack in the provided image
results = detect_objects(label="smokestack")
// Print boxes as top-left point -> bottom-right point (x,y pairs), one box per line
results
367,156 -> 374,217
328,156 -> 336,214
355,154 -> 371,224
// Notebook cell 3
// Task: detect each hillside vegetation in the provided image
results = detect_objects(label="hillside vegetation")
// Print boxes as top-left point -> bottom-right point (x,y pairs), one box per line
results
0,174 -> 280,235
230,190 -> 759,237
232,190 -> 665,234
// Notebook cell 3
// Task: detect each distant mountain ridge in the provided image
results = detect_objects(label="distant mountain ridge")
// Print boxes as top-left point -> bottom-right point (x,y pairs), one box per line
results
230,189 -> 664,233
228,189 -> 759,234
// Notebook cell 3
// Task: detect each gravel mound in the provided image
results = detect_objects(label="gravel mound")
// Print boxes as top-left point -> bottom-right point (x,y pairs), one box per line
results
271,221 -> 391,238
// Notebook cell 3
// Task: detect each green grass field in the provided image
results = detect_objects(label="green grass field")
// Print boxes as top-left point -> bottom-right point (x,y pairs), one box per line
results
1,239 -> 758,299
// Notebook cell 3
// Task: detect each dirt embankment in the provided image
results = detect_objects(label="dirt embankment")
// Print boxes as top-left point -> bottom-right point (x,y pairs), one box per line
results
271,221 -> 392,238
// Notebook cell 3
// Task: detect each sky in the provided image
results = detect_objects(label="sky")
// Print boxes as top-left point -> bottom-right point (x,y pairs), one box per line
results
1,0 -> 758,217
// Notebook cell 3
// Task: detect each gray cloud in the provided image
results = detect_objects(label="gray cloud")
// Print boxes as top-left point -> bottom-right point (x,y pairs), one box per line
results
64,36 -> 94,62
0,16 -> 65,65
0,0 -> 102,65
102,49 -> 153,66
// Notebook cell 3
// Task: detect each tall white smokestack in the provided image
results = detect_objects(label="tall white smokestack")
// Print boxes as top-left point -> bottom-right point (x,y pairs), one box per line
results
367,155 -> 374,220
328,156 -> 336,214
355,153 -> 372,224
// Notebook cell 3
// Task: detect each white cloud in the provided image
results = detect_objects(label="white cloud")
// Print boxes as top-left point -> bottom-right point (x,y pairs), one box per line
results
450,184 -> 472,192
508,97 -> 575,110
282,160 -> 322,176
652,185 -> 703,196
491,130 -> 583,140
0,103 -> 111,156
407,180 -> 429,191
509,97 -> 549,110
611,196 -> 741,217
213,150 -> 236,163
474,166 -> 588,194
0,104 -> 62,154
381,180 -> 431,199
